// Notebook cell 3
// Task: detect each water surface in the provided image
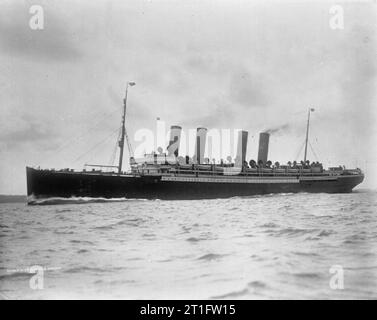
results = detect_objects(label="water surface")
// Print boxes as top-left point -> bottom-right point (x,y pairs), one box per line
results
1,190 -> 376,299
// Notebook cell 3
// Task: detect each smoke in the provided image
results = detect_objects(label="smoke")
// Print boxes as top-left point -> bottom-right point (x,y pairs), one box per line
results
264,124 -> 290,135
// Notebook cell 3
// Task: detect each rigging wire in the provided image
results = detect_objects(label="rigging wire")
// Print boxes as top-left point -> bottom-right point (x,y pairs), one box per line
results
108,128 -> 121,166
294,140 -> 306,161
124,126 -> 134,158
53,107 -> 122,156
73,128 -> 119,164
309,141 -> 320,161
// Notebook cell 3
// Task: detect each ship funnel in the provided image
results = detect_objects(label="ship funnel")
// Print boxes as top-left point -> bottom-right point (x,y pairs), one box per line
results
194,127 -> 207,164
167,125 -> 182,157
257,132 -> 270,165
235,130 -> 248,167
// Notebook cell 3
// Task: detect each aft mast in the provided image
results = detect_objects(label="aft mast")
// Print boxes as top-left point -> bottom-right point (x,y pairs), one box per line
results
118,81 -> 136,173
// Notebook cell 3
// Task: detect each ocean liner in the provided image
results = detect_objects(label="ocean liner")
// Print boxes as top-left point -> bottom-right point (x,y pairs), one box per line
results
26,83 -> 364,204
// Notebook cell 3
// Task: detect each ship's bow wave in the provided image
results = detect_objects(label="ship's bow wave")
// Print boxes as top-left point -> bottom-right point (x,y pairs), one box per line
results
27,195 -> 146,206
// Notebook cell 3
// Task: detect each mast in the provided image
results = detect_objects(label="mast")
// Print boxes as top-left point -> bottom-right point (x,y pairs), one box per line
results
118,82 -> 135,173
304,107 -> 314,162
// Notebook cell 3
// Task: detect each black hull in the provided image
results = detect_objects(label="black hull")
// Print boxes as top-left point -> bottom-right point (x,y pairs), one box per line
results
26,167 -> 364,204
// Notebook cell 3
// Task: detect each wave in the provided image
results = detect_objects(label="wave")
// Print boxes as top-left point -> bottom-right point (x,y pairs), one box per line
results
259,222 -> 280,228
343,233 -> 367,244
352,188 -> 377,194
275,227 -> 318,237
54,230 -> 75,235
63,266 -> 108,274
264,226 -> 319,237
197,253 -> 227,261
248,280 -> 267,288
292,251 -> 320,257
77,249 -> 90,254
93,217 -> 147,230
70,239 -> 94,245
317,230 -> 333,237
211,288 -> 249,299
55,209 -> 73,213
0,272 -> 31,281
292,272 -> 322,279
27,196 -> 148,206
228,193 -> 296,200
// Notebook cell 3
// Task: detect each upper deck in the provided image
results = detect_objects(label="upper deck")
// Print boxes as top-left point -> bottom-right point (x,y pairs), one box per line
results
130,162 -> 363,179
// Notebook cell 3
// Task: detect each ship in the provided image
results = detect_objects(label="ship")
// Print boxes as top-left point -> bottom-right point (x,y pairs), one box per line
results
26,82 -> 364,204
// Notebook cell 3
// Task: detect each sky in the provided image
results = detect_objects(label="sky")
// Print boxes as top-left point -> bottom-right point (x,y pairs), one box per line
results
0,0 -> 376,194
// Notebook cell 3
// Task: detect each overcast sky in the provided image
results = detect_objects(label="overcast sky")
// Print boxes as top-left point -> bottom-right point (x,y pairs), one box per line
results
0,0 -> 376,194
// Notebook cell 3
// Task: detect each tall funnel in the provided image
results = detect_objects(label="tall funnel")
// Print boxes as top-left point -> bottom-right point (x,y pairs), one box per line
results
235,130 -> 248,167
194,127 -> 207,164
167,125 -> 182,157
257,132 -> 270,165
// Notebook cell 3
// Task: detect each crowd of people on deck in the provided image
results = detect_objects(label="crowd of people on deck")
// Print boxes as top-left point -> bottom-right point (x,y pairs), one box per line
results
139,152 -> 325,171
246,159 -> 323,170
180,154 -> 324,170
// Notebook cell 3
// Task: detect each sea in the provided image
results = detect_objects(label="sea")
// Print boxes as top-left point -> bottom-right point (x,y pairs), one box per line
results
0,190 -> 376,300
